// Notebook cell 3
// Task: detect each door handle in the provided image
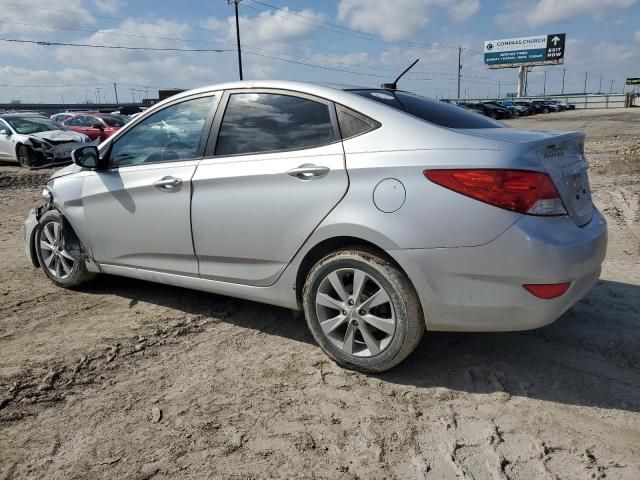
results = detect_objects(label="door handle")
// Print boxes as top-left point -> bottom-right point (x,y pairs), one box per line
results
286,164 -> 330,180
153,176 -> 182,190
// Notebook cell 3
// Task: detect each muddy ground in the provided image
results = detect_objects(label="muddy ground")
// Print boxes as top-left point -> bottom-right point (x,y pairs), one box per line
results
1,108 -> 639,479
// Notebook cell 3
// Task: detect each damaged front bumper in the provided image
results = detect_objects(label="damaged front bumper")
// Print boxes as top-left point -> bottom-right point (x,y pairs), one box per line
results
24,206 -> 42,267
26,139 -> 98,168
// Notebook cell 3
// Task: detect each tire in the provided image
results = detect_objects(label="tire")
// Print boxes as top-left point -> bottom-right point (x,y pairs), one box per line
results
16,144 -> 32,168
302,248 -> 424,373
35,210 -> 95,288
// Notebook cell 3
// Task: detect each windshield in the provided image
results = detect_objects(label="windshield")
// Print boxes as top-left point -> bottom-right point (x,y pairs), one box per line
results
7,116 -> 63,134
351,89 -> 503,129
101,115 -> 128,127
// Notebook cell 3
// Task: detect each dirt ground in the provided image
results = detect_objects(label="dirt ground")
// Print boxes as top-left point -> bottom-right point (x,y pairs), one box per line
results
1,108 -> 639,480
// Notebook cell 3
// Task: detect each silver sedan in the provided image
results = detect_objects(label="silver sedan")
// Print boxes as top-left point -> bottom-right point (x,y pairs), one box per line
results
24,81 -> 607,372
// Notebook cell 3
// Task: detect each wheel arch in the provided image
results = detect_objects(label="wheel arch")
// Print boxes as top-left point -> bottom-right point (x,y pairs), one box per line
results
294,235 -> 417,309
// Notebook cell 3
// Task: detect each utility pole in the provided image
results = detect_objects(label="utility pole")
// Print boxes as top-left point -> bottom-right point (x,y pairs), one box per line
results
561,68 -> 565,95
229,0 -> 243,80
130,88 -> 135,103
113,83 -> 119,104
498,81 -> 501,98
584,72 -> 588,94
609,79 -> 614,94
543,70 -> 547,96
598,76 -> 602,93
457,46 -> 462,99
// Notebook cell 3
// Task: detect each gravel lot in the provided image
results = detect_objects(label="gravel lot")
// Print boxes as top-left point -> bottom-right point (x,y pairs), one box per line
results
1,108 -> 639,480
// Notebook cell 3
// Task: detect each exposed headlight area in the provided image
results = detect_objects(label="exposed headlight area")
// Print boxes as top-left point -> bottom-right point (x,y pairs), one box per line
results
41,187 -> 53,203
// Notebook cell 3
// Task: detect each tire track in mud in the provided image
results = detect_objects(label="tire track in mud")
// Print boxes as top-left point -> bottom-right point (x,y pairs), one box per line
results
0,302 -> 237,420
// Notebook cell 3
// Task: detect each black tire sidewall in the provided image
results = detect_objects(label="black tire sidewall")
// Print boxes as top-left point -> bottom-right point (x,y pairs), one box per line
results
303,251 -> 419,373
35,211 -> 90,288
17,145 -> 31,167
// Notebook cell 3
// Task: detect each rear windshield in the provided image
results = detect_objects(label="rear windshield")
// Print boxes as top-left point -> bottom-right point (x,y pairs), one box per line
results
351,89 -> 503,129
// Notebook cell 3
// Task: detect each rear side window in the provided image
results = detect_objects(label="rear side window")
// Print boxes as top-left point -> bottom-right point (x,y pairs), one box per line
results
351,90 -> 503,129
336,105 -> 379,139
215,93 -> 336,156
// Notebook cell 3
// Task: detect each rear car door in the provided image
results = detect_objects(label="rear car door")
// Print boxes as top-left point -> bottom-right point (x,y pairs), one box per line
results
80,93 -> 219,275
191,89 -> 348,286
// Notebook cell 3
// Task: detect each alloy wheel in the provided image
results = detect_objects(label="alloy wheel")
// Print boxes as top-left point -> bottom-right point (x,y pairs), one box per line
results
315,268 -> 396,357
39,221 -> 75,280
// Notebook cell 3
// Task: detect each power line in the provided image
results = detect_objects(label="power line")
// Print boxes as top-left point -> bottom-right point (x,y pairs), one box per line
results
0,38 -> 233,52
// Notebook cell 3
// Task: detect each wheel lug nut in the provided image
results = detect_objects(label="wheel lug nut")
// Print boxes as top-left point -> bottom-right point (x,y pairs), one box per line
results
348,299 -> 354,306
342,310 -> 347,315
352,319 -> 358,326
359,310 -> 366,316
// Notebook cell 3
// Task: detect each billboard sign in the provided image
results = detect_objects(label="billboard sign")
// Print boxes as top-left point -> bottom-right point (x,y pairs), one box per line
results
626,78 -> 640,85
484,34 -> 565,68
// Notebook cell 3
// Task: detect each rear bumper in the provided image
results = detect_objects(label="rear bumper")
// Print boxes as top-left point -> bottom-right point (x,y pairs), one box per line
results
390,208 -> 608,332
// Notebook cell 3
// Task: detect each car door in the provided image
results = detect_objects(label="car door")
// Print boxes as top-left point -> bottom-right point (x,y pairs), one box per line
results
191,89 -> 348,286
0,119 -> 14,160
79,93 -> 219,275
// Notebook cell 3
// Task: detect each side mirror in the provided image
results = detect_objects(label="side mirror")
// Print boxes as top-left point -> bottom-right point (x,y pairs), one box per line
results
0,128 -> 10,136
72,146 -> 100,169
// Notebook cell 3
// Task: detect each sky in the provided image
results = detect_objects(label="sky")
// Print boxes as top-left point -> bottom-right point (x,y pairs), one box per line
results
0,0 -> 639,104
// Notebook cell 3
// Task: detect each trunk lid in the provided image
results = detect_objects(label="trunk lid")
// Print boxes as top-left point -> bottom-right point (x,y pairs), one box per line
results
460,128 -> 593,226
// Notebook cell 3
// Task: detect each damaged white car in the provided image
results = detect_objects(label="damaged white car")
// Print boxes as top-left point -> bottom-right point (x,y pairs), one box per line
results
0,113 -> 95,168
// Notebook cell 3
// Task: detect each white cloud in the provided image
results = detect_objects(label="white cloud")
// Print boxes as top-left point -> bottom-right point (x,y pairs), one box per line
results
447,0 -> 480,22
337,0 -> 479,40
338,0 -> 431,40
498,0 -> 637,27
310,52 -> 371,68
92,0 -> 127,14
0,0 -> 94,34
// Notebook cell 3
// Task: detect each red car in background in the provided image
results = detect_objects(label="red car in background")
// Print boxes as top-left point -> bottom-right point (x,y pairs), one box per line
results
62,113 -> 128,142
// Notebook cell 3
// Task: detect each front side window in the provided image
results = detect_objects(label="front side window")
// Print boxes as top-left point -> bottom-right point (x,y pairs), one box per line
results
109,96 -> 214,167
215,93 -> 336,156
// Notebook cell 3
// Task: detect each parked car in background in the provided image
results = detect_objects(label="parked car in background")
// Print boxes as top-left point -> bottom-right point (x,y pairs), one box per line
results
515,100 -> 543,114
460,102 -> 511,119
24,81 -> 606,372
531,100 -> 559,113
62,113 -> 128,142
0,113 -> 92,167
487,101 -> 520,117
496,100 -> 530,116
50,111 -> 96,124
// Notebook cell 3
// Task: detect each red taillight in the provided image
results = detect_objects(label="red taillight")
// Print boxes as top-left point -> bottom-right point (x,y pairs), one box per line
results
523,283 -> 571,299
424,169 -> 566,216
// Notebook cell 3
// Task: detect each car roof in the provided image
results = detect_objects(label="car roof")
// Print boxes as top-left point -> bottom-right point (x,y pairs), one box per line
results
0,112 -> 49,119
150,80 -> 376,108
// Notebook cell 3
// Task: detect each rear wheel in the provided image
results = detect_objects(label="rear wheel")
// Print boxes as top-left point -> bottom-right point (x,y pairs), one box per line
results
302,248 -> 424,373
35,210 -> 95,288
16,145 -> 32,168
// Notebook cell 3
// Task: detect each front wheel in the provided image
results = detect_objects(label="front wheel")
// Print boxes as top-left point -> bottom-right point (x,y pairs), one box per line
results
302,248 -> 424,373
17,145 -> 32,168
35,210 -> 95,288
